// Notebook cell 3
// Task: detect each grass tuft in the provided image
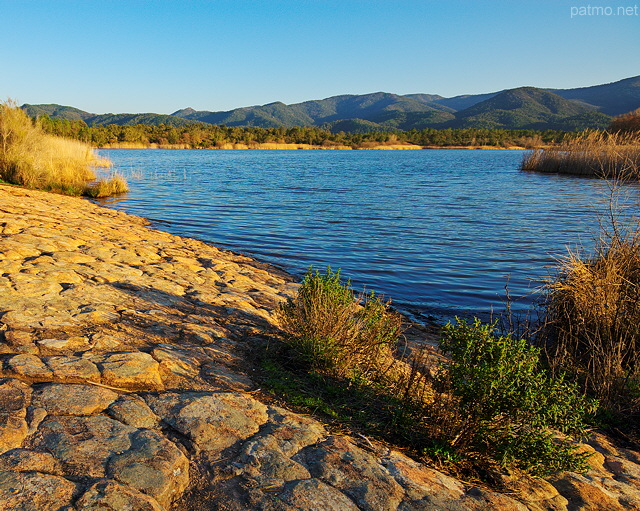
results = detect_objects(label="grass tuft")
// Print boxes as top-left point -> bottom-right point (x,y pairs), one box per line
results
539,227 -> 640,423
0,99 -> 126,196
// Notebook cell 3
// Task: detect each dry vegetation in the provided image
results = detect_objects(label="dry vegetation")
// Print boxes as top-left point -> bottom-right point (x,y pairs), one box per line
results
522,131 -> 640,177
273,268 -> 595,477
277,267 -> 403,381
0,100 -> 127,196
539,224 -> 640,421
610,107 -> 640,133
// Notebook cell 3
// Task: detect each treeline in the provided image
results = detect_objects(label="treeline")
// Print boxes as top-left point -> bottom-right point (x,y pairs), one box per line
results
37,114 -> 571,149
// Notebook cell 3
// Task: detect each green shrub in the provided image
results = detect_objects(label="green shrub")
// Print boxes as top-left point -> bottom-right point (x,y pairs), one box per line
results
428,318 -> 597,476
277,267 -> 402,380
272,269 -> 597,479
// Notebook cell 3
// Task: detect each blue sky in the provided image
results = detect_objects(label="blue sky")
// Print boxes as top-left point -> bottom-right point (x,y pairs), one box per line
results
1,0 -> 638,114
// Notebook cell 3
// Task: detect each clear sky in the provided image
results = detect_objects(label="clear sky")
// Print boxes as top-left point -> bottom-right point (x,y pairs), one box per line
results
1,0 -> 638,114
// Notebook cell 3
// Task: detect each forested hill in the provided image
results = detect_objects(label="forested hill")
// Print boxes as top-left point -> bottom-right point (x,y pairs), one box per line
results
21,105 -> 195,127
22,75 -> 639,132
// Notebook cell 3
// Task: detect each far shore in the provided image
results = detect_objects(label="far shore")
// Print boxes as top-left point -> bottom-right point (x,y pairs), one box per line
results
97,141 -> 530,151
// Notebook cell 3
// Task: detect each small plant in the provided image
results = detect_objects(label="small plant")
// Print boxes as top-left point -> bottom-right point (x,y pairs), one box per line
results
83,175 -> 129,198
425,318 -> 597,476
277,266 -> 403,380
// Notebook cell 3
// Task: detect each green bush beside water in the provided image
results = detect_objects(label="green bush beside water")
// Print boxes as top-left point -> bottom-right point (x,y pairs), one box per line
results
268,267 -> 596,479
430,319 -> 596,476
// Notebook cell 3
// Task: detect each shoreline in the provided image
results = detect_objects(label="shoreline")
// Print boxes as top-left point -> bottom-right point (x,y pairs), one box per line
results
97,142 -> 530,151
1,184 -> 639,509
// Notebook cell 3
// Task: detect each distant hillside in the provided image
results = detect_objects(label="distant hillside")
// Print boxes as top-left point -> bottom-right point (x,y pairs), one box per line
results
172,92 -> 454,129
551,75 -> 640,116
85,113 -> 195,127
446,87 -> 612,130
21,104 -> 94,122
21,75 -> 639,132
21,104 -> 197,127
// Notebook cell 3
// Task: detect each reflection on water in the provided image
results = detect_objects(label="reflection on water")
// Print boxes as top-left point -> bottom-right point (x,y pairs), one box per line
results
96,149 -> 640,323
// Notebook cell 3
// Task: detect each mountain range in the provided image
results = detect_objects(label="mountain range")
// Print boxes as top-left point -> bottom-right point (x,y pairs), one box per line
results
22,75 -> 640,132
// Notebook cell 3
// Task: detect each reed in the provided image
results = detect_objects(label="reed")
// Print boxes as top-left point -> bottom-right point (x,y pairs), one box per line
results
521,131 -> 640,177
0,100 -> 126,196
539,228 -> 640,417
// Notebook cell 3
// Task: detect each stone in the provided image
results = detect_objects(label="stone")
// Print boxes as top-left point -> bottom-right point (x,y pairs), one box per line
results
7,354 -> 53,380
30,415 -> 136,478
94,352 -> 163,390
107,395 -> 160,429
108,429 -> 190,508
461,486 -> 529,511
152,345 -> 200,381
548,472 -> 626,510
31,383 -> 117,416
4,330 -> 34,347
0,470 -> 76,511
295,436 -> 405,511
235,441 -> 311,485
36,336 -> 90,354
275,478 -> 360,510
0,379 -> 31,454
0,449 -> 61,475
75,480 -> 164,511
509,475 -> 569,511
44,355 -> 101,382
26,406 -> 48,435
0,310 -> 44,330
263,407 -> 327,456
147,392 -> 268,453
382,450 -> 465,502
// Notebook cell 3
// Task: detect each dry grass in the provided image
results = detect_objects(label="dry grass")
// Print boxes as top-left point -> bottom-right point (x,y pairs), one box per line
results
522,131 -> 640,177
540,230 -> 640,416
83,175 -> 129,198
0,100 -> 126,196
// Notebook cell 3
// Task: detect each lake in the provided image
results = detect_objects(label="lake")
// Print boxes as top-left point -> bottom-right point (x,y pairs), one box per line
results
96,148 -> 639,323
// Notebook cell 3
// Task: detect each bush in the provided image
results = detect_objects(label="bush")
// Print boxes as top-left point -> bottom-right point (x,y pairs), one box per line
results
423,318 -> 597,476
277,267 -> 403,380
0,99 -> 126,196
273,268 -> 596,478
540,232 -> 640,419
610,108 -> 640,133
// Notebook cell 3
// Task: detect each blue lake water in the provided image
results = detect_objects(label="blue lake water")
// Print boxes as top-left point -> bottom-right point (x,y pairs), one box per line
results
96,148 -> 639,323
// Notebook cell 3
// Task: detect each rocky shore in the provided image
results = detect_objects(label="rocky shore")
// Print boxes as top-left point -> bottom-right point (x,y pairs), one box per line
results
0,183 -> 639,510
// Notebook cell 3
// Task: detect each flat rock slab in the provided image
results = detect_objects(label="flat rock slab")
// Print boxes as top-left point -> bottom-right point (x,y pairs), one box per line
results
75,480 -> 165,511
148,392 -> 269,453
108,429 -> 189,508
0,379 -> 31,455
0,470 -> 77,511
93,352 -> 164,390
32,383 -> 118,416
30,415 -> 136,478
